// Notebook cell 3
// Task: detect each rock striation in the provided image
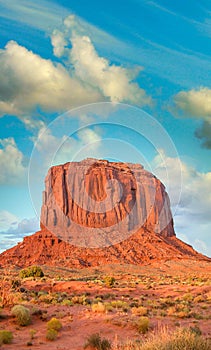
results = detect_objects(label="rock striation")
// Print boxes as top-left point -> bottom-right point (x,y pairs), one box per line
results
40,158 -> 175,247
0,159 -> 208,268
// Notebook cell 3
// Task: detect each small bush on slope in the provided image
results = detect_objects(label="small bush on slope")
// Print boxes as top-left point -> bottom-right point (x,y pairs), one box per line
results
11,305 -> 31,326
84,333 -> 111,350
104,276 -> 115,287
46,329 -> 58,341
47,317 -> 62,331
0,330 -> 13,344
19,266 -> 44,278
136,317 -> 150,334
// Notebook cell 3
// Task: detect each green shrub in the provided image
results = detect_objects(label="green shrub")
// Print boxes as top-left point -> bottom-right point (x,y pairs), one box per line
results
92,302 -> 106,313
47,317 -> 62,331
71,295 -> 87,305
137,316 -> 150,334
0,330 -> 13,344
111,300 -> 129,310
11,305 -> 31,326
11,280 -> 21,289
189,325 -> 202,336
19,266 -> 44,279
61,299 -> 73,306
29,329 -> 37,340
46,328 -> 58,341
84,333 -> 111,350
132,306 -> 148,316
104,276 -> 115,287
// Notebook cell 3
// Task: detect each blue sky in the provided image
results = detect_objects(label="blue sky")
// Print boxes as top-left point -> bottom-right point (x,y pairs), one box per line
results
0,0 -> 210,256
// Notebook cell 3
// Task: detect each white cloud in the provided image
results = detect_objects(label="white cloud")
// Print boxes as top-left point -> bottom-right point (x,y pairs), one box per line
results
153,151 -> 211,257
0,214 -> 39,253
52,15 -> 152,107
51,29 -> 68,57
0,33 -> 151,126
1,216 -> 39,236
0,137 -> 27,185
174,87 -> 211,119
173,87 -> 211,148
0,14 -> 152,127
0,210 -> 19,231
0,40 -> 102,123
70,35 -> 151,105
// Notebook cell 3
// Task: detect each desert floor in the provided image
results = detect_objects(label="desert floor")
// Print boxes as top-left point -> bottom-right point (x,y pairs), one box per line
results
0,259 -> 210,349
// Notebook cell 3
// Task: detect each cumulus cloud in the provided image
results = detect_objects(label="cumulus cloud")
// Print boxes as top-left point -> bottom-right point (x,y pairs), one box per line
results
51,29 -> 68,58
0,40 -> 101,123
0,210 -> 19,231
54,15 -> 151,106
0,215 -> 39,252
153,151 -> 211,256
0,137 -> 27,184
0,15 -> 151,127
70,35 -> 151,105
1,216 -> 39,237
173,87 -> 211,148
174,87 -> 211,118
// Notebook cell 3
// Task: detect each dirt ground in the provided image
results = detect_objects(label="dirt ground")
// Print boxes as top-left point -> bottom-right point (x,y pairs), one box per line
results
0,259 -> 210,349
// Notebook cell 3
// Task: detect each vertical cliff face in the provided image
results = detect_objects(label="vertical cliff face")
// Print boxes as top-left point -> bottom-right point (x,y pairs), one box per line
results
40,158 -> 175,247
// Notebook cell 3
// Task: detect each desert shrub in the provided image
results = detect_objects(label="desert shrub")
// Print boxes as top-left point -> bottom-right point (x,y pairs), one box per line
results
132,306 -> 148,316
11,280 -> 21,290
192,312 -> 204,320
84,333 -> 111,350
104,302 -> 113,312
19,266 -> 44,279
183,293 -> 194,302
167,306 -> 177,316
47,317 -> 62,331
29,329 -> 37,340
11,305 -> 31,326
92,302 -> 106,313
38,293 -> 54,304
142,328 -> 210,350
193,295 -> 205,303
176,309 -> 191,319
111,300 -> 129,310
115,328 -> 211,350
0,291 -> 23,308
104,276 -> 115,287
46,328 -> 58,341
0,330 -> 13,344
72,295 -> 87,305
136,316 -> 150,334
61,299 -> 73,306
189,325 -> 202,336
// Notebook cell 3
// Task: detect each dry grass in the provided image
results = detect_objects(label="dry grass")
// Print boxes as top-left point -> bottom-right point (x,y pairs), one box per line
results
113,327 -> 211,350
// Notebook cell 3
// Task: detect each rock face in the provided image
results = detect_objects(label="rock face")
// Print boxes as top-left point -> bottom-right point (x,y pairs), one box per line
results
40,158 -> 175,247
0,158 -> 208,268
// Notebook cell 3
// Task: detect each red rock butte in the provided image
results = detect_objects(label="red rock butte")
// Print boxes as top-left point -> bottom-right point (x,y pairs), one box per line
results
0,159 -> 209,268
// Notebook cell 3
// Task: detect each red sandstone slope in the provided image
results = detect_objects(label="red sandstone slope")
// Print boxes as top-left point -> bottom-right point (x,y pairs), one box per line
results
0,159 -> 209,268
0,227 -> 208,268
